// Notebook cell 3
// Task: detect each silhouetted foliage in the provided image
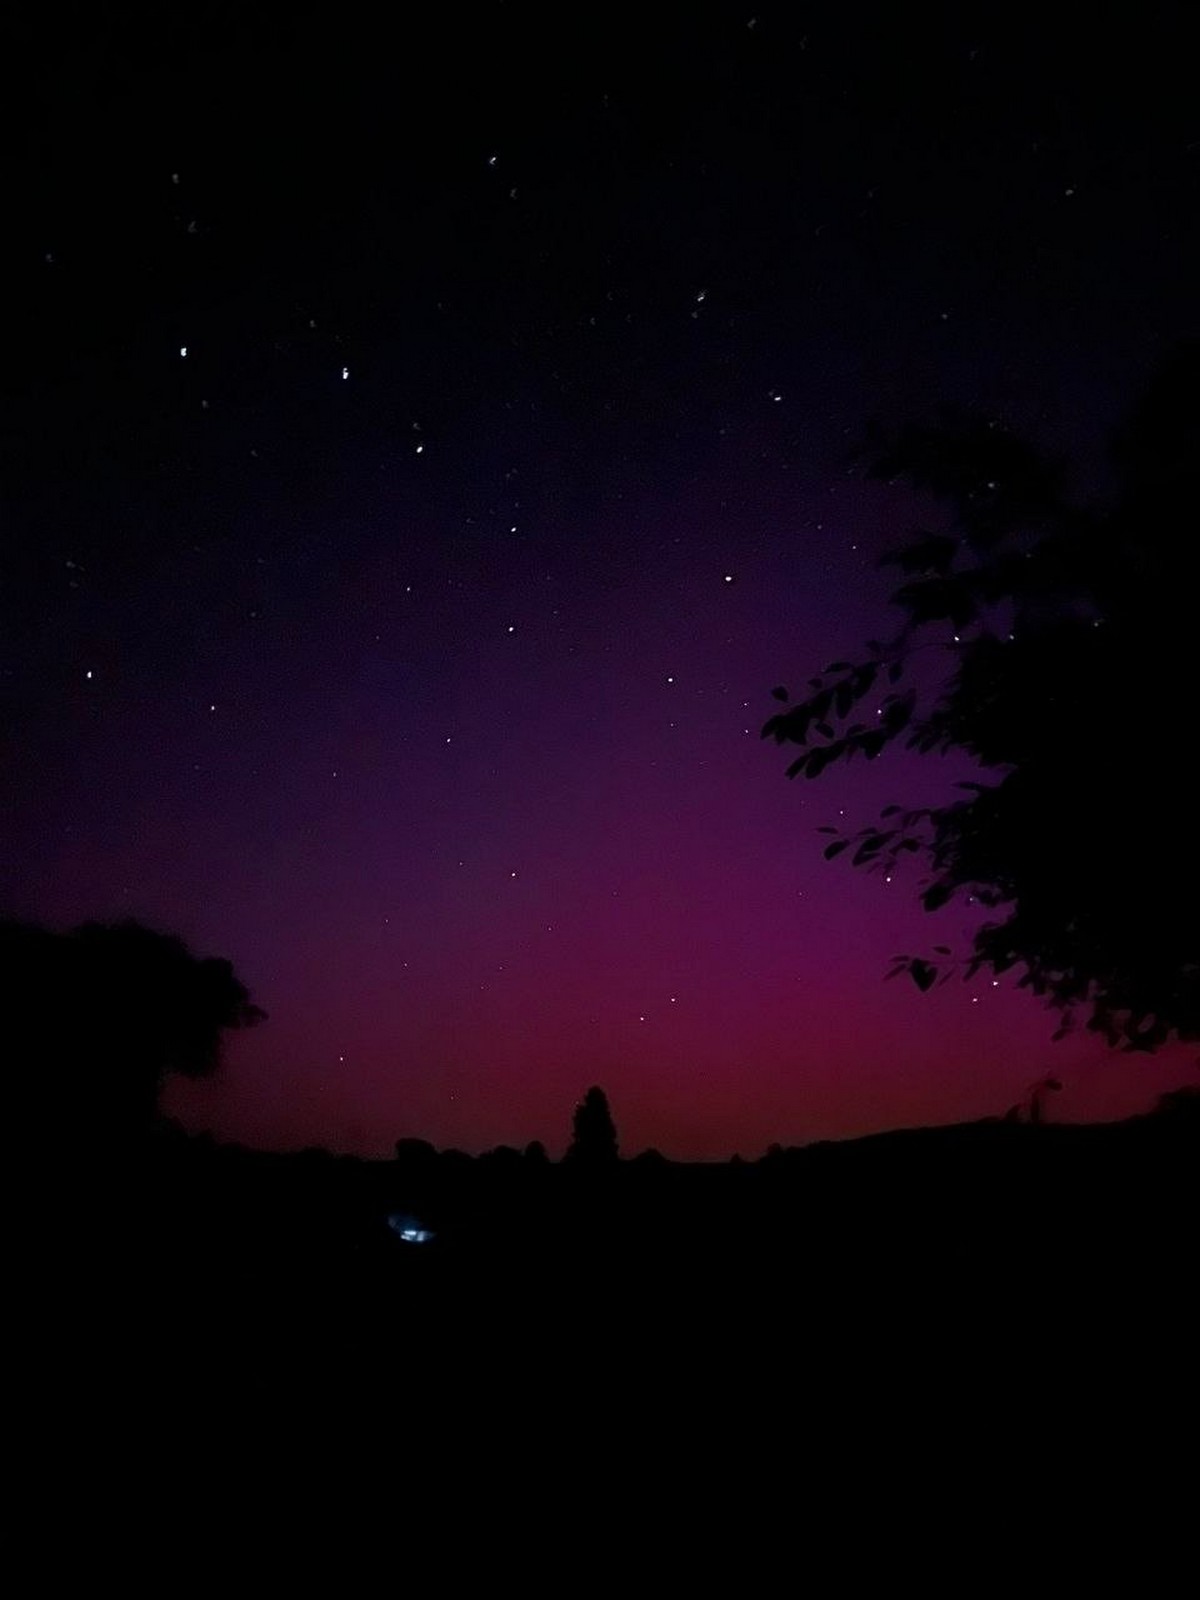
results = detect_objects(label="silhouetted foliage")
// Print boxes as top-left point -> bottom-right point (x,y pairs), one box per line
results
565,1085 -> 619,1166
524,1140 -> 550,1164
1,917 -> 262,1151
764,347 -> 1200,1052
394,1138 -> 438,1169
480,1143 -> 523,1170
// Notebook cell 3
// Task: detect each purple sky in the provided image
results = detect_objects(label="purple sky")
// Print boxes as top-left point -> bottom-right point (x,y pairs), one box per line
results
5,7 -> 1196,1155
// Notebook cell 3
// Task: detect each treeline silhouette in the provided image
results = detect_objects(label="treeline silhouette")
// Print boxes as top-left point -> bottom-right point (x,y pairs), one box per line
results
4,919 -> 1194,1317
98,1072 -> 1200,1335
4,912 -> 1195,1443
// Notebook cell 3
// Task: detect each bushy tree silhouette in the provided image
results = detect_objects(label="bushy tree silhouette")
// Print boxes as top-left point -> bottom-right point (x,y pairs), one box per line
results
1,918 -> 263,1151
565,1086 -> 619,1166
764,346 -> 1200,1053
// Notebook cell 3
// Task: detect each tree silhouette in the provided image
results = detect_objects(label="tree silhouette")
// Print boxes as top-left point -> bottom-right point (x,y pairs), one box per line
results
763,346 -> 1200,1053
565,1086 -> 619,1166
394,1138 -> 438,1168
1,918 -> 263,1150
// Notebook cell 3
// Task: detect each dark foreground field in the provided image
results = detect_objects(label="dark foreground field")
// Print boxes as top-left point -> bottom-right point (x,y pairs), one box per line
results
17,1105 -> 1194,1540
60,1106 -> 1195,1379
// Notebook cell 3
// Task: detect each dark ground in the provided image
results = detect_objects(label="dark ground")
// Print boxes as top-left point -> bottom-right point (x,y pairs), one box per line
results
70,1106 -> 1197,1373
15,1105 -> 1194,1549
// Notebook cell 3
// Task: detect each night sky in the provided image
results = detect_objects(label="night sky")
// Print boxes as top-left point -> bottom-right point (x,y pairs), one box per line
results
5,6 -> 1197,1157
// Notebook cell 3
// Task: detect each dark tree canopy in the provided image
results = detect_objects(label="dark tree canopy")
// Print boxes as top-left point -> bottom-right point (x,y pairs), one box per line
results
764,346 -> 1200,1054
565,1086 -> 619,1166
1,918 -> 263,1149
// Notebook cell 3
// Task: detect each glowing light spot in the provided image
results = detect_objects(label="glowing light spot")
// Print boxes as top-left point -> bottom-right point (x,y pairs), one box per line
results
179,346 -> 188,358
341,366 -> 349,380
388,1214 -> 435,1245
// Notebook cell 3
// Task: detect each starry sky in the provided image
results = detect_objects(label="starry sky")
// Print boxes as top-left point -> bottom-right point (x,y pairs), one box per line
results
4,5 -> 1197,1157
